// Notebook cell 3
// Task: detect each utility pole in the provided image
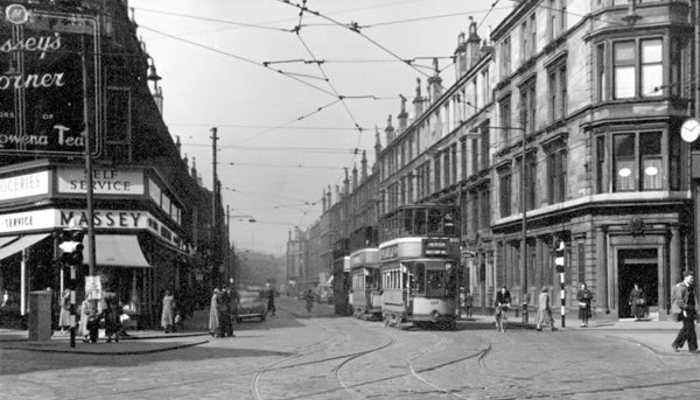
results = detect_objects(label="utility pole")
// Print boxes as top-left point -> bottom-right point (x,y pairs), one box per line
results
81,35 -> 96,276
211,127 -> 219,287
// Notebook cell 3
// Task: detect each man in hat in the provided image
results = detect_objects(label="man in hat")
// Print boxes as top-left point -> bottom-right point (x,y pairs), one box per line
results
671,270 -> 700,353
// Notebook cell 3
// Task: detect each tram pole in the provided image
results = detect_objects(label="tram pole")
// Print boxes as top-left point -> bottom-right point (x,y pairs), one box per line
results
554,240 -> 566,328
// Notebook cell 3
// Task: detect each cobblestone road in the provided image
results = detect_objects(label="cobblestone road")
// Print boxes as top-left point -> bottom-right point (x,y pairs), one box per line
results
2,298 -> 700,400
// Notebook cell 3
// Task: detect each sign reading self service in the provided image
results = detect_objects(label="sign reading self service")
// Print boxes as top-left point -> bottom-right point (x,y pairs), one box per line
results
57,167 -> 144,195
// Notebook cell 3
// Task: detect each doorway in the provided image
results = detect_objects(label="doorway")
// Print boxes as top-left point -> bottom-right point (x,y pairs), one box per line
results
617,248 -> 658,318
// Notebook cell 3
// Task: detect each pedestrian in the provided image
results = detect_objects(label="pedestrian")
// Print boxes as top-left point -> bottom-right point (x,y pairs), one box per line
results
58,289 -> 71,333
628,283 -> 647,321
465,289 -> 473,319
304,289 -> 315,313
79,297 -> 100,343
217,287 -> 233,337
102,291 -> 122,343
208,288 -> 219,336
577,282 -> 593,328
495,286 -> 511,332
671,270 -> 699,353
265,282 -> 276,316
536,287 -> 556,332
161,290 -> 175,334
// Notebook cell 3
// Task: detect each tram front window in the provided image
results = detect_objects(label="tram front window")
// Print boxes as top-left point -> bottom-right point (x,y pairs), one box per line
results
414,263 -> 426,294
427,209 -> 441,234
426,270 -> 445,296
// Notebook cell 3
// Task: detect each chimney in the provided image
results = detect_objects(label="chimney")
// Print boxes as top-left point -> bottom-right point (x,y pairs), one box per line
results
343,167 -> 350,196
427,58 -> 442,101
454,31 -> 467,80
322,188 -> 327,212
191,156 -> 198,180
327,185 -> 332,206
352,163 -> 358,190
373,128 -> 382,174
397,94 -> 408,132
154,86 -> 163,114
413,78 -> 424,116
361,150 -> 368,181
335,184 -> 340,203
466,16 -> 481,68
385,115 -> 395,144
183,153 -> 189,170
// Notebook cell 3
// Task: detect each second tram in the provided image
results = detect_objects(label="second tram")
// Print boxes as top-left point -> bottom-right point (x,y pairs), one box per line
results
349,247 -> 381,320
379,204 -> 460,330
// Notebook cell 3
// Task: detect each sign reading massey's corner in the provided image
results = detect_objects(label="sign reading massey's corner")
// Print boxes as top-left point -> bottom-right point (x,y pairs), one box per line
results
0,6 -> 101,156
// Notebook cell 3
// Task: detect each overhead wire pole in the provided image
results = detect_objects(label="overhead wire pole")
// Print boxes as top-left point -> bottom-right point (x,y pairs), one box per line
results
81,32 -> 96,277
211,127 -> 219,287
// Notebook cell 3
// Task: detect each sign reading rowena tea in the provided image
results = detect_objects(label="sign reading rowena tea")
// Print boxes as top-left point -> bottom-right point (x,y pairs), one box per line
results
57,167 -> 144,195
0,6 -> 101,156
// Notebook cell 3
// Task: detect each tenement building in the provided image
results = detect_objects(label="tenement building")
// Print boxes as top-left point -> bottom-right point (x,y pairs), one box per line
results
0,0 -> 225,327
299,1 -> 699,320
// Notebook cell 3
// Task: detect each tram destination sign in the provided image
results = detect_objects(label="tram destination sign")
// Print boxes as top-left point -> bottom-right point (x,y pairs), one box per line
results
423,238 -> 450,257
0,5 -> 101,156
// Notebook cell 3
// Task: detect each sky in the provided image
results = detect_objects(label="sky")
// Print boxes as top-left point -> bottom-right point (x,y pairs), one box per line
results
128,0 -> 514,255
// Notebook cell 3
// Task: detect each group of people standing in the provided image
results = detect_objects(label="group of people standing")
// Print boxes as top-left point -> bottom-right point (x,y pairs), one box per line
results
208,286 -> 239,338
58,290 -> 124,344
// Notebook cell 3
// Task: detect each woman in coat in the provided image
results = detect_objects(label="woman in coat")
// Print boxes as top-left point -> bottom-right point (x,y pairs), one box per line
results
208,288 -> 220,337
628,283 -> 646,321
577,282 -> 593,328
161,290 -> 175,333
58,289 -> 71,333
536,287 -> 556,331
79,298 -> 99,343
102,292 -> 122,342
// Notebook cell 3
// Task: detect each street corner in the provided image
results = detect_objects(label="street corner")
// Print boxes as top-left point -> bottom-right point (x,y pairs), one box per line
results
0,337 -> 209,355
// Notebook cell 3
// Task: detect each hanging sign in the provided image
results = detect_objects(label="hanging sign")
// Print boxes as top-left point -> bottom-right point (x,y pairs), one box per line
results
0,9 -> 101,156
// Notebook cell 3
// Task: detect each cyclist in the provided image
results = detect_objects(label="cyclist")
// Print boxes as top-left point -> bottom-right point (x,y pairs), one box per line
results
495,286 -> 511,332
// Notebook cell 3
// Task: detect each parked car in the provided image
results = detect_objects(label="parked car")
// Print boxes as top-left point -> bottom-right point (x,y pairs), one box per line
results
236,290 -> 267,322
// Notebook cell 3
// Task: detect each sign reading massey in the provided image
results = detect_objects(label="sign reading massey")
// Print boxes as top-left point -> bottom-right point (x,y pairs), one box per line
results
0,5 -> 101,156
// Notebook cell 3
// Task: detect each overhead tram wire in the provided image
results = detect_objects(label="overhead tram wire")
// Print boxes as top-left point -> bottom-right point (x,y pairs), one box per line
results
225,161 -> 342,170
132,7 -> 291,32
138,25 -> 338,98
179,143 -> 360,154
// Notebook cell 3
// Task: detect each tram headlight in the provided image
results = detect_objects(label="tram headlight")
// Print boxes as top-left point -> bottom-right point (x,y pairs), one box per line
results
431,309 -> 440,321
445,262 -> 453,271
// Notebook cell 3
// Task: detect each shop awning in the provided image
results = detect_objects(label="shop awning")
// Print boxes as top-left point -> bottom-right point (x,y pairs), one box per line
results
84,235 -> 151,268
0,233 -> 50,261
0,236 -> 17,248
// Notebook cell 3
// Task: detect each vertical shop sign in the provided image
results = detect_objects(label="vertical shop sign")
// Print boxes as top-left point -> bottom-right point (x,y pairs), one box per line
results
0,6 -> 101,156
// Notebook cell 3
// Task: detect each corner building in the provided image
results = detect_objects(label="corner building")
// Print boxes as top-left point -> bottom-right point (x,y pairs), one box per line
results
0,0 -> 225,327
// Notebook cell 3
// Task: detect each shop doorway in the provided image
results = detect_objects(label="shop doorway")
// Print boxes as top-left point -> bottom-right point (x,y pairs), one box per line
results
617,249 -> 658,318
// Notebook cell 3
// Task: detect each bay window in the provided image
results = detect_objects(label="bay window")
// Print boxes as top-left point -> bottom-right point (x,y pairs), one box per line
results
611,131 -> 664,192
612,38 -> 664,99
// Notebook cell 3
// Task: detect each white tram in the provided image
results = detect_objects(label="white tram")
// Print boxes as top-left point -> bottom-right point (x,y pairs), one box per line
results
349,248 -> 381,320
378,204 -> 459,330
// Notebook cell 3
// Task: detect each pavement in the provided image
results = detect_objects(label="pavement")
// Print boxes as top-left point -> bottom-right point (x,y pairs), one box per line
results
0,302 -> 694,356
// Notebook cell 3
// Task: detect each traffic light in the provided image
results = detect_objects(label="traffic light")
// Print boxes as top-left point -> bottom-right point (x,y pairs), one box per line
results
554,240 -> 566,273
59,227 -> 85,266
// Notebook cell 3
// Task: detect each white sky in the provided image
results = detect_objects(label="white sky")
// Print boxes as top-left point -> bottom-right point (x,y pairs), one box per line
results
128,0 -> 513,255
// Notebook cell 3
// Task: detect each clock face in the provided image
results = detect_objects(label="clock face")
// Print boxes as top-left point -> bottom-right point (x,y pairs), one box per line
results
681,118 -> 700,143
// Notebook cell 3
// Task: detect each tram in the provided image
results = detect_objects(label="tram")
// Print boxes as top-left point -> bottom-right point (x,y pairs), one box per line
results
379,204 -> 460,330
349,248 -> 381,320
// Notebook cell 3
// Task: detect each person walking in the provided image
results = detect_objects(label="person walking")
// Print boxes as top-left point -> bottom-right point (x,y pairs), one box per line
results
208,288 -> 220,337
58,289 -> 71,334
161,290 -> 175,334
536,287 -> 556,332
495,286 -> 511,332
628,283 -> 647,321
577,282 -> 593,328
671,270 -> 699,353
79,297 -> 99,343
265,283 -> 276,317
217,287 -> 233,337
102,291 -> 122,343
304,289 -> 315,313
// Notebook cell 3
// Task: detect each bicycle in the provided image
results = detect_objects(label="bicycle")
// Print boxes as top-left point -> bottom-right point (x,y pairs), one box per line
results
495,304 -> 509,332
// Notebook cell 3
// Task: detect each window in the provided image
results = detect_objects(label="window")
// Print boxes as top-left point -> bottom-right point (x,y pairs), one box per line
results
471,138 -> 479,173
613,38 -> 664,99
480,123 -> 490,170
481,69 -> 490,104
499,169 -> 512,217
443,150 -> 451,187
520,78 -> 537,133
525,156 -> 537,211
614,41 -> 635,99
530,13 -> 537,57
596,44 -> 606,101
451,144 -> 457,184
499,95 -> 512,146
502,36 -> 511,78
460,139 -> 467,180
549,0 -> 557,40
613,131 -> 664,192
521,20 -> 528,62
479,187 -> 490,230
548,60 -> 567,121
434,154 -> 441,192
595,136 -> 607,194
641,39 -> 662,97
547,149 -> 567,204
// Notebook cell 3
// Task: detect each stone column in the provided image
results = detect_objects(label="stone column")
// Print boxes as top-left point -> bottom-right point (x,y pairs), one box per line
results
595,226 -> 608,312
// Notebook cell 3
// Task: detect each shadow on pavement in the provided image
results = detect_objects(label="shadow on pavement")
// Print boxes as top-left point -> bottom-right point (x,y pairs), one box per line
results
0,344 -> 295,376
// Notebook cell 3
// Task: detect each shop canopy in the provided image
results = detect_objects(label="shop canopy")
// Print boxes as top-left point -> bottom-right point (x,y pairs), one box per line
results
0,233 -> 50,261
83,235 -> 151,268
